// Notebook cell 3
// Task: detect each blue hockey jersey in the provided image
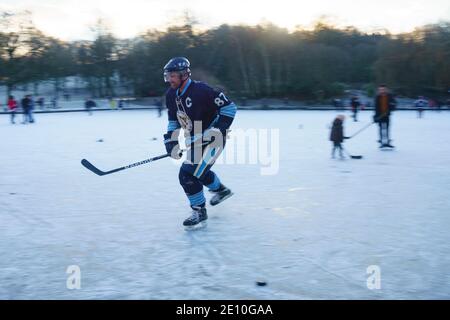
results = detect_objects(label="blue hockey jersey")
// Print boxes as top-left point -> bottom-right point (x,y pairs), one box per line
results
165,79 -> 237,140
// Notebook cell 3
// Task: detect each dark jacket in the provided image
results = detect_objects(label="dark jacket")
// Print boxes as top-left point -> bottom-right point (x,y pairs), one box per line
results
21,97 -> 32,111
351,97 -> 360,110
374,93 -> 396,120
330,118 -> 344,143
85,100 -> 96,108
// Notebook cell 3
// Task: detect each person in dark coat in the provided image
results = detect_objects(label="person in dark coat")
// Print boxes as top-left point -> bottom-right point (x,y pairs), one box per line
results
414,96 -> 427,118
350,95 -> 361,122
374,84 -> 396,147
84,98 -> 96,115
21,95 -> 33,124
330,115 -> 348,159
332,98 -> 342,111
27,95 -> 35,123
156,98 -> 163,117
37,97 -> 45,110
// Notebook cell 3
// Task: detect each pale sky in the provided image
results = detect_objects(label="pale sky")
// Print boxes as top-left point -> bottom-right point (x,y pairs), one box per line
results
1,0 -> 450,40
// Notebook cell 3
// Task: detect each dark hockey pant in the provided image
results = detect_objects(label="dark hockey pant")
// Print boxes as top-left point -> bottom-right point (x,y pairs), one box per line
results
179,138 -> 226,208
378,118 -> 390,143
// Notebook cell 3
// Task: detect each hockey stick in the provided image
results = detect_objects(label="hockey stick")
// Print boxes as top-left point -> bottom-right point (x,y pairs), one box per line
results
348,111 -> 388,139
81,141 -> 212,176
348,121 -> 375,139
81,153 -> 171,176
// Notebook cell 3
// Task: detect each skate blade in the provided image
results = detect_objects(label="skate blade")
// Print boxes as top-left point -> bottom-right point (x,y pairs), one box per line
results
210,192 -> 234,206
184,221 -> 207,231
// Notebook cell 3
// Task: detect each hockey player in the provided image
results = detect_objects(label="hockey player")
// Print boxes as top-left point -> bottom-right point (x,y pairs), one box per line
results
374,84 -> 396,148
330,115 -> 349,159
162,57 -> 237,228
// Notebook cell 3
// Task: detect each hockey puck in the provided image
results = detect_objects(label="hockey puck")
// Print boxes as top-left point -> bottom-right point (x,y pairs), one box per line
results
96,139 -> 104,142
256,281 -> 267,287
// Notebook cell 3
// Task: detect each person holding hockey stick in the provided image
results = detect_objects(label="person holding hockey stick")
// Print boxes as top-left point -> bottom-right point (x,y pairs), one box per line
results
374,84 -> 396,148
162,57 -> 237,228
330,115 -> 350,159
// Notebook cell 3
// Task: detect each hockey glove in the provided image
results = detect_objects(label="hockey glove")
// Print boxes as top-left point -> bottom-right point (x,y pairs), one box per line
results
163,132 -> 182,159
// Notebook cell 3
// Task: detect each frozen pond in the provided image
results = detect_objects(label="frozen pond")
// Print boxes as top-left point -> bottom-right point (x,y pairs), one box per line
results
1,109 -> 449,299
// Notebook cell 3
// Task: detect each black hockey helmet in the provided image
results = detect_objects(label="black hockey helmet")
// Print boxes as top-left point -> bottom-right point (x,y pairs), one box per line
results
163,57 -> 191,82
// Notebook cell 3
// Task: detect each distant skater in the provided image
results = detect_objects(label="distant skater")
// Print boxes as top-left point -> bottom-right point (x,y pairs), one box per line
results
414,96 -> 427,119
374,84 -> 396,148
84,98 -> 96,115
7,95 -> 18,124
350,95 -> 360,122
330,115 -> 349,159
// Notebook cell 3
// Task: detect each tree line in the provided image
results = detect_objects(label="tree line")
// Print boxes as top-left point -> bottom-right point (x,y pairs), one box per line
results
1,12 -> 449,101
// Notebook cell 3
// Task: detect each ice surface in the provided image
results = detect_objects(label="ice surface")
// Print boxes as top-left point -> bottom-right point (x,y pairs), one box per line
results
1,109 -> 449,299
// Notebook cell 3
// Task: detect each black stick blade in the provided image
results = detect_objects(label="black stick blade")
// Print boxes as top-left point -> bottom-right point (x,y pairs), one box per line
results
351,155 -> 363,159
81,159 -> 106,176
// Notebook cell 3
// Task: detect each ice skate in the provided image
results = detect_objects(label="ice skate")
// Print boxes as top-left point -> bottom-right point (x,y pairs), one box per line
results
183,206 -> 208,230
210,185 -> 233,206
